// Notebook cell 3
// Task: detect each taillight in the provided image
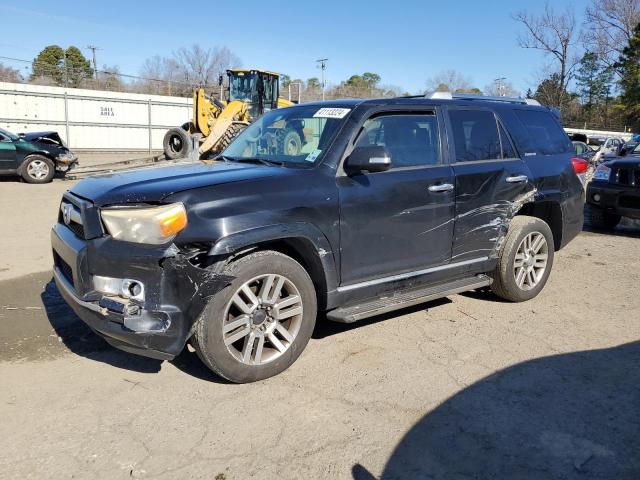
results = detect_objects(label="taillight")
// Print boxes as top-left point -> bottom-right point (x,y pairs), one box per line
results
571,157 -> 589,175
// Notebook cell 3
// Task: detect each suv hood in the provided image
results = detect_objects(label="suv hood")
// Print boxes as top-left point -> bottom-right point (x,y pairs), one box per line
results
71,161 -> 290,206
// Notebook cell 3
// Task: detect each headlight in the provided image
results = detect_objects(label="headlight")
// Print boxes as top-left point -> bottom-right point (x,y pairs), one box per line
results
101,203 -> 187,244
593,165 -> 611,181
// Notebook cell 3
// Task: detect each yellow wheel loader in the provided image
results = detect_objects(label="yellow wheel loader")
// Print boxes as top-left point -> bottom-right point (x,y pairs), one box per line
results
163,69 -> 297,160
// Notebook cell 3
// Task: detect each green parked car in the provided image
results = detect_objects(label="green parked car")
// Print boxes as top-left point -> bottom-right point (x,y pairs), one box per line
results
0,128 -> 78,183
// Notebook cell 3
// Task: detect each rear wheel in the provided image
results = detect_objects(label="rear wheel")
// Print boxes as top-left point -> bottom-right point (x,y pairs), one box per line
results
21,155 -> 54,184
193,250 -> 317,383
163,127 -> 192,159
491,216 -> 555,302
584,203 -> 620,230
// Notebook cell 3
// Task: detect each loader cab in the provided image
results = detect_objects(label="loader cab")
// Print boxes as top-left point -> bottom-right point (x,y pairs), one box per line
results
227,69 -> 280,120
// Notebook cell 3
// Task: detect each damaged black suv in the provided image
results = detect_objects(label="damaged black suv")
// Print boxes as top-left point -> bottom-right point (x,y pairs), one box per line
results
51,94 -> 584,382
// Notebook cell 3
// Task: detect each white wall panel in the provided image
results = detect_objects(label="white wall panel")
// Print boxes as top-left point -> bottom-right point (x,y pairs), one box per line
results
0,81 -> 192,150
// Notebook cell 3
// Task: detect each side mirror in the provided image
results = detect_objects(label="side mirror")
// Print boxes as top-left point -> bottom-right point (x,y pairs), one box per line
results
345,146 -> 391,174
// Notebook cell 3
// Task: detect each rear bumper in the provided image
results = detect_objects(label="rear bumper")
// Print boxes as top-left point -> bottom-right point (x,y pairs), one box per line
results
587,181 -> 640,220
51,222 -> 232,360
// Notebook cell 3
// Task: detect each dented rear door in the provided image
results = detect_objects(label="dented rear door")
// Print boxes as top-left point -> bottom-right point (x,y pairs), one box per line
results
445,107 -> 535,262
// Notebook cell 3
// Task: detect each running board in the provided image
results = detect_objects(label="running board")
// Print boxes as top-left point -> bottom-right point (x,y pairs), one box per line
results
326,275 -> 493,323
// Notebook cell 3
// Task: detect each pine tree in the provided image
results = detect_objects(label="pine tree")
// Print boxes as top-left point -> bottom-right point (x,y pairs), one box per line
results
31,45 -> 65,84
616,23 -> 640,130
64,46 -> 93,87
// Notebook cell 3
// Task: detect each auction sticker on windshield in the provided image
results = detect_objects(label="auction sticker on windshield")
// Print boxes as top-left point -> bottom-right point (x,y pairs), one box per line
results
313,108 -> 351,119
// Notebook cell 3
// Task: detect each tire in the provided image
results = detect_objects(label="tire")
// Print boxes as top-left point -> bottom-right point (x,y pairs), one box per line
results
215,123 -> 246,153
163,127 -> 192,160
277,128 -> 303,156
20,155 -> 54,184
193,250 -> 317,383
584,203 -> 620,230
491,216 -> 555,302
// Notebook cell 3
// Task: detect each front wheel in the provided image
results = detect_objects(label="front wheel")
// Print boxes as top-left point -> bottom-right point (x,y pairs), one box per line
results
193,250 -> 317,383
491,216 -> 555,302
21,155 -> 54,184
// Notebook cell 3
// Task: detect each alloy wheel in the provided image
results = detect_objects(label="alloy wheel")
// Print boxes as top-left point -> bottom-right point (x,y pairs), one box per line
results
222,273 -> 303,365
27,160 -> 50,180
513,232 -> 548,290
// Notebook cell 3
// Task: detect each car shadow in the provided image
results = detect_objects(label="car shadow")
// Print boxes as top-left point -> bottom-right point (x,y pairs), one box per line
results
41,278 -> 234,382
352,341 -> 640,479
41,279 -> 163,373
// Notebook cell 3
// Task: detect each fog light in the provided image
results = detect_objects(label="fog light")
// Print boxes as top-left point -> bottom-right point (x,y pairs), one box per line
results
593,194 -> 601,202
122,279 -> 145,301
93,275 -> 145,302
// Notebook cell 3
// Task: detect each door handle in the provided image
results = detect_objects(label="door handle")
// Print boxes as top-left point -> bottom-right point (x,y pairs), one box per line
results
505,175 -> 528,183
428,183 -> 454,192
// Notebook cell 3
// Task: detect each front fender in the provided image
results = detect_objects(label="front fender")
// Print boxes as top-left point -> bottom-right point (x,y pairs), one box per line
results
207,222 -> 339,294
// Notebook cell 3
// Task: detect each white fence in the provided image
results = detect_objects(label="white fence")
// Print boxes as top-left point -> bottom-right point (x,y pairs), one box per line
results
0,82 -> 193,151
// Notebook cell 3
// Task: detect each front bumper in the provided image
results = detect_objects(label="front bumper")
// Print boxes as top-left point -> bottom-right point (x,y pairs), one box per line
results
51,221 -> 232,360
587,181 -> 640,220
55,153 -> 79,171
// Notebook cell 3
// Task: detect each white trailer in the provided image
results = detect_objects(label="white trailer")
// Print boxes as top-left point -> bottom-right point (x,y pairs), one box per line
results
0,82 -> 192,151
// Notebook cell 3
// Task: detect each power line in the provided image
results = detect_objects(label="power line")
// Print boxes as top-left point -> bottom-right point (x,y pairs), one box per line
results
0,54 -> 195,88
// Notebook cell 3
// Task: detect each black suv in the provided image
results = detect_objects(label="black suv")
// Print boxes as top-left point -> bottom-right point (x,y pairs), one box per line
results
51,94 -> 584,382
586,143 -> 640,229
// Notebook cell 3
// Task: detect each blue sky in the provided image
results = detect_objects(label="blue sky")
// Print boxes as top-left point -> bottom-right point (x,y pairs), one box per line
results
0,0 -> 590,94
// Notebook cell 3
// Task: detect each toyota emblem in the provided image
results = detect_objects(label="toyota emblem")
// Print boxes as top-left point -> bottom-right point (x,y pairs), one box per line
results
62,204 -> 72,225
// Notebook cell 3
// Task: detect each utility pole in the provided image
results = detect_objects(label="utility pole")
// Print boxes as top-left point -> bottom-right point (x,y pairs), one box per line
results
316,58 -> 328,101
86,45 -> 100,81
494,77 -> 506,97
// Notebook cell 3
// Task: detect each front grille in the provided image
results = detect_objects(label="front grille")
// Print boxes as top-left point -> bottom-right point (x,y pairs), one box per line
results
613,167 -> 640,187
67,220 -> 85,239
619,195 -> 640,210
58,201 -> 85,239
54,252 -> 74,288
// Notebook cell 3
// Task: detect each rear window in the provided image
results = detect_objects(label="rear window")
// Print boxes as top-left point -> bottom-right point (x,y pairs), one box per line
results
513,110 -> 572,156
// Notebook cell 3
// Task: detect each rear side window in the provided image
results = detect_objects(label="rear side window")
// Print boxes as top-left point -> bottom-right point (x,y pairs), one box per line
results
513,110 -> 572,156
448,110 -> 502,162
354,113 -> 440,168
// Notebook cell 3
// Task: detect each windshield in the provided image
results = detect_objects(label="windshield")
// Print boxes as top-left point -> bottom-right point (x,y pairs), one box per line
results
0,127 -> 18,141
229,72 -> 258,103
223,105 -> 351,166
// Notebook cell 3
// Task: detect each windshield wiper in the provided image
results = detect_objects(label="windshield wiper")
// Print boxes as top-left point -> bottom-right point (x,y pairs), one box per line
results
229,157 -> 285,167
212,154 -> 237,163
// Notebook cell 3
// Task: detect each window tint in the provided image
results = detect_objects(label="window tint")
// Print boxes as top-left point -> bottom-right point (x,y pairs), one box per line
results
354,113 -> 440,167
449,110 -> 502,162
513,110 -> 571,155
498,123 -> 517,158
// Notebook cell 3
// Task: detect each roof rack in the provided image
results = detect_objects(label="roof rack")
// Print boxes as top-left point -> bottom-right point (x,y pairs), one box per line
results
427,91 -> 541,106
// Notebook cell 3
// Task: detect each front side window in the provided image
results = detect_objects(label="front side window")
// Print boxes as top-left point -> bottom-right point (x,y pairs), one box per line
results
223,105 -> 349,166
449,110 -> 502,162
354,113 -> 440,168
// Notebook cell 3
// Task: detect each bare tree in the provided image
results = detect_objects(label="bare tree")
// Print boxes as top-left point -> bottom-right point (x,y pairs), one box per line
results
584,0 -> 640,73
172,44 -> 240,93
425,69 -> 474,93
137,45 -> 241,96
513,3 -> 580,110
0,63 -> 23,83
484,80 -> 521,97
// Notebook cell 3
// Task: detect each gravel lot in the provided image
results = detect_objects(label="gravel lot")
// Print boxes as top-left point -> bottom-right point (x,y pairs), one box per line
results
1,172 -> 639,479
